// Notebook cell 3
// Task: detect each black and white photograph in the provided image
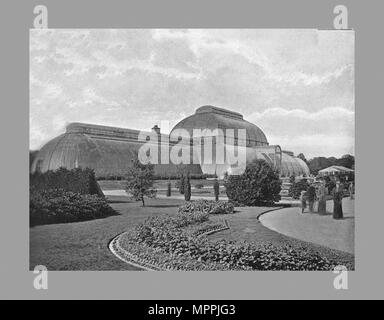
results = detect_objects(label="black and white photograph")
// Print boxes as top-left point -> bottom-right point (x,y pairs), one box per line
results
29,28 -> 355,272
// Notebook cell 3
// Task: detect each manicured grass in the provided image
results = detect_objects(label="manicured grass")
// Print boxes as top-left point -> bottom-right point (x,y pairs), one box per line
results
97,180 -> 127,190
30,197 -> 354,270
97,179 -> 224,191
99,179 -> 227,197
30,197 -> 184,270
209,208 -> 354,269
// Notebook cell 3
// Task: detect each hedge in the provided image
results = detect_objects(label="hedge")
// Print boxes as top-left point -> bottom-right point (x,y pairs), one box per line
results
30,188 -> 115,226
178,200 -> 234,215
30,167 -> 103,196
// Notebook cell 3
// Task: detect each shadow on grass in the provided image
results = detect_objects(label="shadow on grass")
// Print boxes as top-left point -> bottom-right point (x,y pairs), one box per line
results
107,199 -> 134,204
30,207 -> 120,228
106,196 -> 135,204
145,204 -> 181,208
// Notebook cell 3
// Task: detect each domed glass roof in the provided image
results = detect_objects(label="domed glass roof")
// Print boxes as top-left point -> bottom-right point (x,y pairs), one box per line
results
280,152 -> 310,177
171,105 -> 269,147
31,123 -> 203,178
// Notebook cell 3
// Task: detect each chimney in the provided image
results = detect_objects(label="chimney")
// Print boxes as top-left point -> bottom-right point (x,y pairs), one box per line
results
152,125 -> 160,135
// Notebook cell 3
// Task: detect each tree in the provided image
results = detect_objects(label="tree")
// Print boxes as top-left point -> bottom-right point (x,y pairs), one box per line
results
336,154 -> 354,169
178,173 -> 185,194
307,157 -> 333,175
125,158 -> 156,206
297,153 -> 308,164
224,159 -> 281,206
213,179 -> 220,201
184,173 -> 191,201
166,179 -> 171,197
289,178 -> 309,199
308,154 -> 355,176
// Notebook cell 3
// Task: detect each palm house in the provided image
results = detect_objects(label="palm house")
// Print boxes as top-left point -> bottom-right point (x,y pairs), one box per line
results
31,106 -> 310,178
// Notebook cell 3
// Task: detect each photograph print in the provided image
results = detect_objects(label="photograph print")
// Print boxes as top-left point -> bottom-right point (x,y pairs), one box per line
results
29,29 -> 355,271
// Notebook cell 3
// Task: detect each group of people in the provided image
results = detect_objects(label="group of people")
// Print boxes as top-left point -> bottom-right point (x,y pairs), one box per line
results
299,181 -> 354,220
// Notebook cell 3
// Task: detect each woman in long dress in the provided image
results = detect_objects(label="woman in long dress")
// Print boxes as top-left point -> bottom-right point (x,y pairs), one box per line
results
300,190 -> 307,213
332,182 -> 344,219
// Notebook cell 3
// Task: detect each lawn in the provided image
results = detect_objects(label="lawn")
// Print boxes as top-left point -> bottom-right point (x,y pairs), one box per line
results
30,197 -> 184,270
98,179 -> 225,191
30,197 -> 354,270
99,179 -> 227,197
209,207 -> 354,269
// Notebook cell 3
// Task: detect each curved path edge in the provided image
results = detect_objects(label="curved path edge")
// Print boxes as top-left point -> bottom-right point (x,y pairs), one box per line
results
256,206 -> 285,220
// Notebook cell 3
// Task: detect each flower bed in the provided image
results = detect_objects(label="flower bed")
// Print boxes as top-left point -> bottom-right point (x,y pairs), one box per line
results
178,200 -> 234,215
113,212 -> 347,271
110,222 -> 232,271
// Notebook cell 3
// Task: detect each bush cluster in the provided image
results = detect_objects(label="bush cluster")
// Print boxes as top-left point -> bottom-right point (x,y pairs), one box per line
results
30,167 -> 103,196
224,159 -> 281,206
120,213 -> 342,271
30,188 -> 115,226
178,200 -> 234,215
289,179 -> 309,199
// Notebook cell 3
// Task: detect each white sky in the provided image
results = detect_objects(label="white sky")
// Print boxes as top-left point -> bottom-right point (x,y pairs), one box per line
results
30,29 -> 354,159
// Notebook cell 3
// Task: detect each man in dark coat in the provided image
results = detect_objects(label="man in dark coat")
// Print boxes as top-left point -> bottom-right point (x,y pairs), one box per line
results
307,184 -> 316,213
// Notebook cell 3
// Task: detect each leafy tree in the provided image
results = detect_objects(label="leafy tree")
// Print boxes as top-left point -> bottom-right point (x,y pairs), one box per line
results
224,159 -> 281,206
307,154 -> 355,175
336,154 -> 354,169
297,153 -> 308,164
307,157 -> 332,175
125,158 -> 156,206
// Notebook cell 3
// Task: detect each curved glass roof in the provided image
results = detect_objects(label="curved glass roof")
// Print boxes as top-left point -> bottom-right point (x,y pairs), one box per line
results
171,105 -> 269,147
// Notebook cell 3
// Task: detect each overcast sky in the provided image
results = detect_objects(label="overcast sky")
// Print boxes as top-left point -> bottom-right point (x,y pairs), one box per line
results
30,29 -> 354,159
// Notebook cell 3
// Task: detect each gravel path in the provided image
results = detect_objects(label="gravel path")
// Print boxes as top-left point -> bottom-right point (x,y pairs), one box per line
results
259,198 -> 354,254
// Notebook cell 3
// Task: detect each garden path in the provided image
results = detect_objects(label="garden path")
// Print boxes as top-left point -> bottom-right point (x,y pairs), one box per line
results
259,198 -> 354,253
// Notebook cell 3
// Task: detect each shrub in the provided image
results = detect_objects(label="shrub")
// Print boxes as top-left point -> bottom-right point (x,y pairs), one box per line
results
178,200 -> 234,215
224,159 -> 281,206
194,183 -> 204,189
30,188 -> 115,226
184,174 -> 191,201
178,174 -> 185,194
125,159 -> 156,206
120,213 -> 348,271
289,179 -> 309,199
30,167 -> 103,196
213,179 -> 220,201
